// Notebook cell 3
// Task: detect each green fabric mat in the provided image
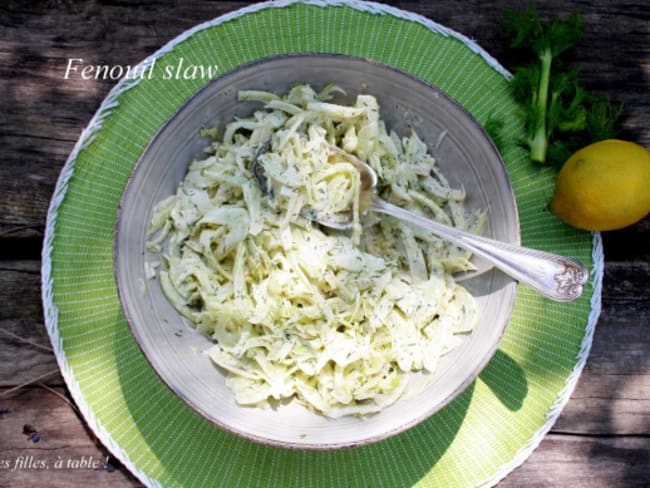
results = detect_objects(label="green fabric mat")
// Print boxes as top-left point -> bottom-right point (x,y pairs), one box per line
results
42,2 -> 601,487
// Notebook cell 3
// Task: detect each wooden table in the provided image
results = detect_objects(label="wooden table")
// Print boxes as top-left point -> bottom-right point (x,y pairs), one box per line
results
1,1 -> 648,486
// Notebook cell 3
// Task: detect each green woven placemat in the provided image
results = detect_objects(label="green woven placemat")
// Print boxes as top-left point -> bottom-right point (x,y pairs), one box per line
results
42,1 -> 602,486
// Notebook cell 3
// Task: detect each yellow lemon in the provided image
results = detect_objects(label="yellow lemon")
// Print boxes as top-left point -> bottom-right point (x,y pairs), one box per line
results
550,139 -> 650,231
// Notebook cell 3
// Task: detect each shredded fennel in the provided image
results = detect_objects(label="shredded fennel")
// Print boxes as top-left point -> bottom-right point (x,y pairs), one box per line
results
147,84 -> 485,418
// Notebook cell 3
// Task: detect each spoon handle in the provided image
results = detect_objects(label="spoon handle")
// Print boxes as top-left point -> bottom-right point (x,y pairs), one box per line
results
371,197 -> 589,302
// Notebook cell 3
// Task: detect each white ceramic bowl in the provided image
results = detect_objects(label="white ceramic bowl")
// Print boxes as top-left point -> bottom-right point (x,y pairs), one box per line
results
115,55 -> 519,449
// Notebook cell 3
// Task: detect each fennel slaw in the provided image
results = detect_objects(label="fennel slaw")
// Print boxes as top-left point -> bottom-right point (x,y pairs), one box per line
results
147,84 -> 484,418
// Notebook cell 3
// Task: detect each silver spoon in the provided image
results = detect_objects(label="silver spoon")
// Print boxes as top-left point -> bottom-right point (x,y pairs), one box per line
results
253,140 -> 589,302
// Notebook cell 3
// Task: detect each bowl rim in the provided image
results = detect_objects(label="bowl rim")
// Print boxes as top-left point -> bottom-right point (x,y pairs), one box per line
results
114,53 -> 520,450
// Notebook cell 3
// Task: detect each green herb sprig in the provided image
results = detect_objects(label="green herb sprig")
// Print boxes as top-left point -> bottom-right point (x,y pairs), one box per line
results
502,7 -> 623,165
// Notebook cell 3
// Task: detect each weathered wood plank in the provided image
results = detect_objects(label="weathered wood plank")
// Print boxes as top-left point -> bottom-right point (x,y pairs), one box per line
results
556,371 -> 650,435
0,135 -> 74,237
602,217 -> 650,262
0,261 -> 61,387
0,321 -> 61,388
0,260 -> 43,323
589,262 -> 650,377
499,433 -> 650,487
0,387 -> 141,488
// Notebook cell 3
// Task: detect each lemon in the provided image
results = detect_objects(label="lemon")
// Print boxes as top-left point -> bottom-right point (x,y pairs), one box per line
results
550,139 -> 650,231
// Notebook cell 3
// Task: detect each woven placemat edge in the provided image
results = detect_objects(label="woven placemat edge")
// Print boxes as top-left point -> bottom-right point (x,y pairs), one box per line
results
39,2 -> 599,487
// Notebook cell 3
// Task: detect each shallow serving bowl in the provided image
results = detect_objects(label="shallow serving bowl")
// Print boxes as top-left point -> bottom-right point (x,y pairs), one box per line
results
114,54 -> 519,450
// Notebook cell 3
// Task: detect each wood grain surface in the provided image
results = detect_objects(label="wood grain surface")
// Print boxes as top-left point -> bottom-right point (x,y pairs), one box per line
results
1,1 -> 648,486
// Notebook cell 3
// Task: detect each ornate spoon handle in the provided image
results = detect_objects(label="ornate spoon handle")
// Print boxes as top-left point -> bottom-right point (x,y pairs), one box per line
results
371,196 -> 589,302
